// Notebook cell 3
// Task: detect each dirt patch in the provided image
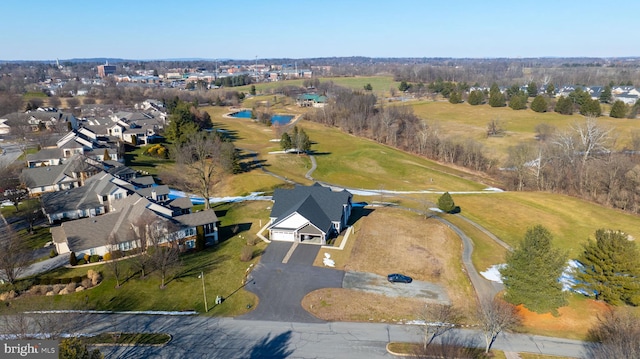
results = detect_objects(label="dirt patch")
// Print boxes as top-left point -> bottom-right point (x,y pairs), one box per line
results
302,288 -> 427,322
308,208 -> 477,321
515,299 -> 610,340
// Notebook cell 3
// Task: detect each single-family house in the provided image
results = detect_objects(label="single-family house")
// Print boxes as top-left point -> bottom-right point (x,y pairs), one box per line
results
267,183 -> 352,245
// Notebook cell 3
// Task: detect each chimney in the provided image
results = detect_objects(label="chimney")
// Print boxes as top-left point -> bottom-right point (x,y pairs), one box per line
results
151,190 -> 157,201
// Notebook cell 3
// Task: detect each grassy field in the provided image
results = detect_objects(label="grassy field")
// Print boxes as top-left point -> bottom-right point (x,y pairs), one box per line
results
410,100 -> 639,162
1,201 -> 271,317
124,144 -> 174,177
452,191 -> 640,258
236,75 -> 400,98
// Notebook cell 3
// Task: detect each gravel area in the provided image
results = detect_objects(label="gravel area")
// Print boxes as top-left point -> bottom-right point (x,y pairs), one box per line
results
342,271 -> 450,304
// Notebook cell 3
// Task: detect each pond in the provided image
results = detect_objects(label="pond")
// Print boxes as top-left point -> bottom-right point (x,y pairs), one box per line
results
229,110 -> 294,125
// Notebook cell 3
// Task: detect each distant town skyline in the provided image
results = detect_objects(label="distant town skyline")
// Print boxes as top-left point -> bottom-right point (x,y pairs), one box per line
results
1,0 -> 639,61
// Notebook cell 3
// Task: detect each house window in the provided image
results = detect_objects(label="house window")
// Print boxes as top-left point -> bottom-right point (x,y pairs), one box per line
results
186,240 -> 195,249
114,193 -> 123,200
89,248 -> 96,255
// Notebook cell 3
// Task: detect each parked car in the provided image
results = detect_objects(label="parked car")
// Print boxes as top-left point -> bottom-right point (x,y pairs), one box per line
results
387,273 -> 412,283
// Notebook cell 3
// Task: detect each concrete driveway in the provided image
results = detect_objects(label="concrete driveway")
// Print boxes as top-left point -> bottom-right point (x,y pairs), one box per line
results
238,242 -> 344,323
342,271 -> 450,304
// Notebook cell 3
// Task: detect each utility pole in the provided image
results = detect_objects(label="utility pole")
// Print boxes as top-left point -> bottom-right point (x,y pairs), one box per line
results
199,271 -> 208,312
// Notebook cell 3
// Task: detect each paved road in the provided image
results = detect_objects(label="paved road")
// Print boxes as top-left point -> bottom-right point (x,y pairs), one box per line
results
0,141 -> 22,169
34,314 -> 584,358
239,242 -> 344,323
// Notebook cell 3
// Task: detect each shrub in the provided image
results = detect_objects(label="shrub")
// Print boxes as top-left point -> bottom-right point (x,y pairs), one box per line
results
437,192 -> 456,213
49,249 -> 58,258
69,252 -> 77,266
40,278 -> 51,286
65,282 -> 77,292
83,254 -> 90,262
61,278 -> 71,284
72,276 -> 82,283
87,270 -> 101,286
240,246 -> 254,262
81,278 -> 92,288
89,255 -> 100,263
52,278 -> 62,285
103,252 -> 112,261
77,259 -> 86,265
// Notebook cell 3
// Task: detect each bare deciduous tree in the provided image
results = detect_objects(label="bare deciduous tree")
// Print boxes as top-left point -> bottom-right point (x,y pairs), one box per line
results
477,297 -> 521,354
105,233 -> 124,288
417,303 -> 462,350
173,132 -> 232,210
0,223 -> 31,285
584,308 -> 640,359
146,218 -> 181,289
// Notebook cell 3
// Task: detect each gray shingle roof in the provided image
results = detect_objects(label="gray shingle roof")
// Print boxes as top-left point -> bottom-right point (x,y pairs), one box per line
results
174,210 -> 218,226
270,183 -> 352,224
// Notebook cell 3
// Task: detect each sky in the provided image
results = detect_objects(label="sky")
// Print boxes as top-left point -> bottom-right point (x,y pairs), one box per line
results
1,0 -> 639,61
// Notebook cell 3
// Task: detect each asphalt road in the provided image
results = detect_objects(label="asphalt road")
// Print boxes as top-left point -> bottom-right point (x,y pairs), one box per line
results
239,242 -> 344,323
0,141 -> 22,169
53,314 -> 585,358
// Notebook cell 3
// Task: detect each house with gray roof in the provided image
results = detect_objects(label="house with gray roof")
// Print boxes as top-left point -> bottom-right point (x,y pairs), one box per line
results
21,155 -> 100,195
267,183 -> 352,244
51,193 -> 218,257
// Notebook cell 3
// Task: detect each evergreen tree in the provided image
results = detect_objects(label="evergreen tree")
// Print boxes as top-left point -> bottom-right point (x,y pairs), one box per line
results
580,99 -> 602,117
69,251 -> 77,266
530,95 -> 548,113
545,83 -> 555,97
500,225 -> 568,314
527,81 -> 538,97
103,149 -> 111,161
574,229 -> 640,306
599,85 -> 612,103
448,91 -> 462,104
468,90 -> 484,105
554,96 -> 573,115
399,81 -> 411,92
250,85 -> 256,95
509,94 -> 527,110
489,89 -> 506,107
609,100 -> 627,118
364,83 -> 373,91
280,132 -> 292,150
437,192 -> 456,213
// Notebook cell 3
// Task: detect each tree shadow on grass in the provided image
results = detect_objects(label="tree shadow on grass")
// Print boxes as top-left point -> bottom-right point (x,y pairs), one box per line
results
218,222 -> 253,241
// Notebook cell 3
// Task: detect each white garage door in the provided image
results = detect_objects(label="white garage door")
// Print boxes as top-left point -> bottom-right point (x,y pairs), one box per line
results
271,231 -> 295,242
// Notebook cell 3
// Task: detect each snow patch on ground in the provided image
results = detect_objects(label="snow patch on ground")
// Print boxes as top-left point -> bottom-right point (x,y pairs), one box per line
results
480,264 -> 505,283
481,261 -> 592,294
26,310 -> 198,316
169,189 -> 271,205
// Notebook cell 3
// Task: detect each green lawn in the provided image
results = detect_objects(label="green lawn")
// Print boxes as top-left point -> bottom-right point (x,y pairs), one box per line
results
124,144 -> 174,177
454,191 -> 640,259
1,201 -> 271,316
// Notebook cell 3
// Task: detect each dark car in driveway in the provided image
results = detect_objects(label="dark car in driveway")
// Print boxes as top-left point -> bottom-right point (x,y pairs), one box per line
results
387,273 -> 412,283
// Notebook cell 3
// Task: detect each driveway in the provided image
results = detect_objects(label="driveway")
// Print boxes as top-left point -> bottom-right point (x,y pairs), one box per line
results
238,242 -> 344,323
342,271 -> 450,304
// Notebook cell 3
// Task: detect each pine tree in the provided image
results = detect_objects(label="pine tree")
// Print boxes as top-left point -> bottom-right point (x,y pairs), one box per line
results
449,91 -> 462,104
437,192 -> 456,213
554,96 -> 573,115
489,90 -> 506,107
69,251 -> 78,266
580,99 -> 602,117
500,225 -> 568,314
509,94 -> 527,110
609,100 -> 628,118
527,81 -> 538,97
574,229 -> 640,306
103,148 -> 111,161
530,95 -> 548,113
280,132 -> 292,150
599,85 -> 612,103
468,90 -> 484,105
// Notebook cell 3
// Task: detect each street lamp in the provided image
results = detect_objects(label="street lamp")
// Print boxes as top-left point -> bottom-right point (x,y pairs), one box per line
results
199,271 -> 208,312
